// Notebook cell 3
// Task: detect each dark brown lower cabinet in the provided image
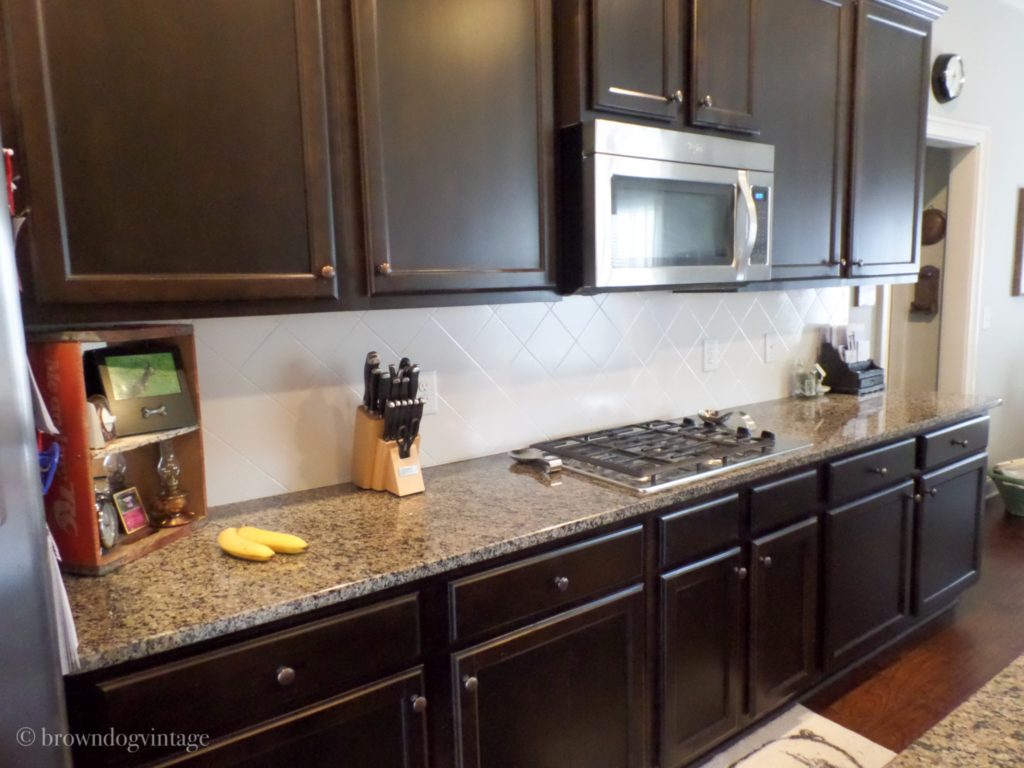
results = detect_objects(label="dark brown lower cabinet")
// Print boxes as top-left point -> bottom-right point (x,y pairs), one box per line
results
915,454 -> 987,616
452,586 -> 645,768
750,517 -> 820,717
824,481 -> 913,672
660,548 -> 745,768
154,669 -> 428,768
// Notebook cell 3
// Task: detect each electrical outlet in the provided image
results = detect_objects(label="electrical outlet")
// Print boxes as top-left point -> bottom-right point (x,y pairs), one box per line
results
418,370 -> 439,415
702,338 -> 720,372
764,333 -> 779,364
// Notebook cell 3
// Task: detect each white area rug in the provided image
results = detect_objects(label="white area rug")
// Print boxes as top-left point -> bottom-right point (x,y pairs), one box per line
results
698,704 -> 896,768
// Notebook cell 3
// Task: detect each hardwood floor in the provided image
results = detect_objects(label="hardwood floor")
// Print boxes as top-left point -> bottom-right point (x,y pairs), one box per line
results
807,495 -> 1024,752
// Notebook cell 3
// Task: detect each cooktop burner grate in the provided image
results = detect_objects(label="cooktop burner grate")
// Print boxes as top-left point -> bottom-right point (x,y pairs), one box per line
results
532,416 -> 810,494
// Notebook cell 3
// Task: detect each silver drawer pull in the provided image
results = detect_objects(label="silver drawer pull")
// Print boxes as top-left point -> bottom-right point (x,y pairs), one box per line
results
759,556 -> 772,568
553,575 -> 570,593
608,86 -> 683,104
734,566 -> 748,580
869,466 -> 889,477
276,666 -> 296,687
951,438 -> 970,447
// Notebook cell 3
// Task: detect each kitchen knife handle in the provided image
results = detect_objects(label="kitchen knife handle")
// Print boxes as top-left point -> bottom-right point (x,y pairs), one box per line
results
378,375 -> 392,416
408,366 -> 420,399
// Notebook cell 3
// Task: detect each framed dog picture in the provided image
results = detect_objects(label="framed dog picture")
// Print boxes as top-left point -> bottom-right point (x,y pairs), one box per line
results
112,487 -> 149,534
85,345 -> 197,436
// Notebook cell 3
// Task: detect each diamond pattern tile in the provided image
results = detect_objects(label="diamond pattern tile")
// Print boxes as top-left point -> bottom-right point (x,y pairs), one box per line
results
192,288 -> 851,505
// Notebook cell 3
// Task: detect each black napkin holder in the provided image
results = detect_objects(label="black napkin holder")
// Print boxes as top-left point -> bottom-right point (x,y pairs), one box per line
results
817,342 -> 885,395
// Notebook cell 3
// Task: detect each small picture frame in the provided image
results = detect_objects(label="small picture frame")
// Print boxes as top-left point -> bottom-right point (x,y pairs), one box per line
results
1014,188 -> 1024,297
84,345 -> 197,437
113,487 -> 149,534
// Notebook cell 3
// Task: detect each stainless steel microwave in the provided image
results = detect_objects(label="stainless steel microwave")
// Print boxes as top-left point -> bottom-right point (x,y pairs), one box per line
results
563,120 -> 774,290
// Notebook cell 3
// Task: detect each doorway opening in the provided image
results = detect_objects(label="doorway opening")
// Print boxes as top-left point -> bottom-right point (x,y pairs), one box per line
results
883,117 -> 988,395
887,148 -> 951,391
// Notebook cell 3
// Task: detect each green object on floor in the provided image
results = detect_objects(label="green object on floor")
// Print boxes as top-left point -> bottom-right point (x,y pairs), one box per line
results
990,465 -> 1024,517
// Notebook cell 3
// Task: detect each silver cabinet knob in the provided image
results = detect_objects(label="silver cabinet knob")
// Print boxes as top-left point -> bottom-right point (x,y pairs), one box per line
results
276,666 -> 296,687
870,466 -> 889,477
319,264 -> 336,279
914,493 -> 923,503
553,576 -> 570,592
411,695 -> 428,714
671,89 -> 684,103
700,94 -> 714,108
759,556 -> 773,568
463,675 -> 479,693
734,566 -> 748,580
952,438 -> 970,447
853,259 -> 864,267
376,262 -> 393,276
929,488 -> 939,497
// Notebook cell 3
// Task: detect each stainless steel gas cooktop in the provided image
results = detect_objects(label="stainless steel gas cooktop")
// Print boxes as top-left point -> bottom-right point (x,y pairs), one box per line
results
531,415 -> 810,494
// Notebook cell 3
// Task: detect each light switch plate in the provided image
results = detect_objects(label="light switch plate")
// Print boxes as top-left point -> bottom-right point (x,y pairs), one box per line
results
418,370 -> 439,415
702,338 -> 721,372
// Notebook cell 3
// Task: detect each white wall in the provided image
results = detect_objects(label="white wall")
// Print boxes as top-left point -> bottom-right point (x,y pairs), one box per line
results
194,289 -> 849,506
929,0 -> 1024,464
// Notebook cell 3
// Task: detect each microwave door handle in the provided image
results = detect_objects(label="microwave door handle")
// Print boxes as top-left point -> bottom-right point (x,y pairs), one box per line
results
737,170 -> 758,263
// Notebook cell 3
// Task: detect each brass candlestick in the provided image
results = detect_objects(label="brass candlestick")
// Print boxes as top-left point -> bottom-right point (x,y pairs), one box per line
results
151,440 -> 192,528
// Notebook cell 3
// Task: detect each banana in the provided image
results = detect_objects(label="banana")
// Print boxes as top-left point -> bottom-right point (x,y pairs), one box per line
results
236,526 -> 308,555
217,527 -> 275,562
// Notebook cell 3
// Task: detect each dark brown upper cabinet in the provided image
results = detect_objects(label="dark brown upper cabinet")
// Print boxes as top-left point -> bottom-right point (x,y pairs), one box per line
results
588,0 -> 684,121
690,0 -> 759,133
351,0 -> 557,296
755,0 -> 852,280
845,0 -> 936,278
2,0 -> 337,304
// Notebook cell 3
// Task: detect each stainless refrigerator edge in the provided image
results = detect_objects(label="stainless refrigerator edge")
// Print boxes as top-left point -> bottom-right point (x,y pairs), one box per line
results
0,144 -> 70,765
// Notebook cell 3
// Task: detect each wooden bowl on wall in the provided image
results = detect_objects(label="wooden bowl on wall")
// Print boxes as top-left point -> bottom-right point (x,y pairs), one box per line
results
921,207 -> 947,246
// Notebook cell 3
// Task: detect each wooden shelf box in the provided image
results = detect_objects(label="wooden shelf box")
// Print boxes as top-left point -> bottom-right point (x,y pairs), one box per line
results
27,324 -> 207,575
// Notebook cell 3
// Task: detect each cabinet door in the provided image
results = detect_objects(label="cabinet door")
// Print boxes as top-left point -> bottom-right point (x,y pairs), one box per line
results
589,0 -> 683,120
750,517 -> 819,717
660,548 -> 745,768
4,0 -> 336,304
915,454 -> 987,615
690,0 -> 758,133
156,669 -> 428,768
846,1 -> 930,277
453,587 -> 645,768
352,0 -> 557,295
756,0 -> 851,279
824,482 -> 913,673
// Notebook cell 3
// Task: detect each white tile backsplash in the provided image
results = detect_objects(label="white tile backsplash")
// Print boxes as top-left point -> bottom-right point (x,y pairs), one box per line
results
194,289 -> 850,506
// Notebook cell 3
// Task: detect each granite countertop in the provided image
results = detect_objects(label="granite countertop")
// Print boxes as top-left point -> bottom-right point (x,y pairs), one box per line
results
64,391 -> 1001,675
888,653 -> 1024,766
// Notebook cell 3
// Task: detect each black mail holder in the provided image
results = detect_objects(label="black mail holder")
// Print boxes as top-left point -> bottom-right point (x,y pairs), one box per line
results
818,342 -> 885,396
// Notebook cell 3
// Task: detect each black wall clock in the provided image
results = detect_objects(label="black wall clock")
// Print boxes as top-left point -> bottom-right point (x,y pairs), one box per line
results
932,54 -> 965,103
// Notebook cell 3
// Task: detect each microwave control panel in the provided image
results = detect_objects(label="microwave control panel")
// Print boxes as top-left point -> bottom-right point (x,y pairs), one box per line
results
751,186 -> 771,266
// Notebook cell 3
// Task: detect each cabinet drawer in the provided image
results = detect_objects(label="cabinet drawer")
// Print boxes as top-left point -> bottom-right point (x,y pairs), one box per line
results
659,495 -> 740,570
827,439 -> 916,505
93,595 -> 420,762
449,526 -> 643,641
919,416 -> 989,471
750,470 -> 820,536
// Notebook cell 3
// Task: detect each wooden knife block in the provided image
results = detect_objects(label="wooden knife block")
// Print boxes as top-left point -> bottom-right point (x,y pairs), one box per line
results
351,407 -> 424,497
